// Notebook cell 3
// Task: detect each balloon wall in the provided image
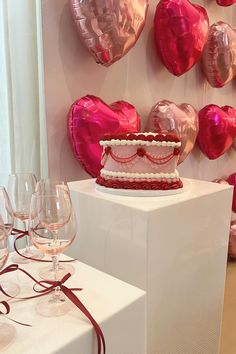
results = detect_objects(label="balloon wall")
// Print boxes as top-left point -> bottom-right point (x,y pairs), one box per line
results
41,0 -> 236,182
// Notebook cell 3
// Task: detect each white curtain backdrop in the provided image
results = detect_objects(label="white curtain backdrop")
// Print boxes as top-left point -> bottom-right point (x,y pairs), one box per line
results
0,0 -> 48,187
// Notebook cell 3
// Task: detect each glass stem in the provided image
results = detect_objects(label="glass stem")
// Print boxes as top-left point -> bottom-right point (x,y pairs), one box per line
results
23,220 -> 31,255
52,254 -> 60,297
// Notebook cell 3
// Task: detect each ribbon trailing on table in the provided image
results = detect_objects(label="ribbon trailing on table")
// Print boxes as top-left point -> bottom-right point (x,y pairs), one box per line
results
0,265 -> 31,327
11,228 -> 76,263
0,264 -> 106,354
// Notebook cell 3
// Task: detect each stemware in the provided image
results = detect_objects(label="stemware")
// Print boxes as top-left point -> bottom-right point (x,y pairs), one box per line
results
0,225 -> 16,350
35,179 -> 75,280
29,190 -> 76,316
0,187 -> 20,299
7,173 -> 43,263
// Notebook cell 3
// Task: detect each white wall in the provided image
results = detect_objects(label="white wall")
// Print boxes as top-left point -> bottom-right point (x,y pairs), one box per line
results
41,0 -> 236,182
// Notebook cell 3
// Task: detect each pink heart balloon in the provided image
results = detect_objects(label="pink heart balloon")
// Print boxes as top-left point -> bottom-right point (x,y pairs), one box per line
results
227,173 -> 236,213
154,0 -> 209,76
202,22 -> 236,88
67,95 -> 141,177
69,0 -> 148,66
197,105 -> 236,159
216,0 -> 236,6
145,100 -> 198,164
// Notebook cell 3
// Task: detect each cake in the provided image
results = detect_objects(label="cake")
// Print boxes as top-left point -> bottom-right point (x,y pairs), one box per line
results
96,132 -> 183,190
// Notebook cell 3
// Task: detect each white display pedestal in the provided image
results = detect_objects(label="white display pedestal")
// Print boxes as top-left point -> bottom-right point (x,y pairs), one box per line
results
68,178 -> 233,354
3,256 -> 146,354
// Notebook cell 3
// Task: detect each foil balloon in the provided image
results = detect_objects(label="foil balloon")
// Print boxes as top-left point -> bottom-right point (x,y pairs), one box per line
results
145,100 -> 198,164
197,105 -> 236,159
216,0 -> 236,6
69,0 -> 148,66
229,220 -> 236,261
154,0 -> 209,76
67,95 -> 141,177
202,22 -> 236,88
227,173 -> 236,213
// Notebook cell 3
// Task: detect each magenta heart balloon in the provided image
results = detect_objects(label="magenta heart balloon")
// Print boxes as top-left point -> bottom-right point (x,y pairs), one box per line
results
69,0 -> 148,66
67,95 -> 141,177
145,100 -> 198,164
202,22 -> 236,88
216,0 -> 236,6
197,105 -> 236,159
227,173 -> 236,213
154,0 -> 209,76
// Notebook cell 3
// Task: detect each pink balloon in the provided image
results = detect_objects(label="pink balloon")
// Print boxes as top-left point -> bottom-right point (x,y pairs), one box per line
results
154,0 -> 209,76
227,173 -> 236,213
67,95 -> 141,177
69,0 -> 148,66
202,22 -> 236,88
216,0 -> 236,6
145,100 -> 198,164
197,105 -> 236,159
229,220 -> 236,260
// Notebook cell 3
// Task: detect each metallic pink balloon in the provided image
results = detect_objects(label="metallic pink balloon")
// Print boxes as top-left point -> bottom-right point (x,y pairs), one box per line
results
145,100 -> 198,164
229,220 -> 236,261
197,105 -> 236,159
216,0 -> 236,6
202,22 -> 236,88
67,95 -> 141,177
69,0 -> 148,66
154,0 -> 209,76
227,173 -> 236,213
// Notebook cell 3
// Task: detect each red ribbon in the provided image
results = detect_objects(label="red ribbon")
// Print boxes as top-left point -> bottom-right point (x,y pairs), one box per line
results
12,228 -> 76,263
0,264 -> 106,354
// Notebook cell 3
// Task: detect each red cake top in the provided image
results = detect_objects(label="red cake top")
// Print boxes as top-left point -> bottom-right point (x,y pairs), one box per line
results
101,132 -> 180,143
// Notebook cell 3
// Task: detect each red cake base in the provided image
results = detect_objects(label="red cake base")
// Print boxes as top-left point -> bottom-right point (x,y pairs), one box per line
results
96,176 -> 183,190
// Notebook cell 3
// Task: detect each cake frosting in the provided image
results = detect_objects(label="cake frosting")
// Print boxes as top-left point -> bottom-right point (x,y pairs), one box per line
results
96,132 -> 183,190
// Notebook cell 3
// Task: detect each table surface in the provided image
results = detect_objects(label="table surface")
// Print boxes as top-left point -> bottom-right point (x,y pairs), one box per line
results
69,178 -> 233,212
1,254 -> 145,354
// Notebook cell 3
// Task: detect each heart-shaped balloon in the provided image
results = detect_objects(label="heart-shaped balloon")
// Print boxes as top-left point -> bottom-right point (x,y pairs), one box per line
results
202,22 -> 236,88
154,0 -> 209,76
145,100 -> 198,164
67,95 -> 141,177
227,173 -> 236,213
197,105 -> 236,159
69,0 -> 148,66
216,0 -> 236,6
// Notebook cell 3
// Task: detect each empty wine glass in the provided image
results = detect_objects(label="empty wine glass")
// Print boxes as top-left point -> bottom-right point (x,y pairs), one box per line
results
35,179 -> 75,280
29,190 -> 76,316
0,187 -> 20,299
8,173 -> 43,263
0,225 -> 16,350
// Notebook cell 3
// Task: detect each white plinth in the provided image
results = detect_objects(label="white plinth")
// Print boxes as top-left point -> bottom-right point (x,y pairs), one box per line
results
2,256 -> 146,354
68,178 -> 233,354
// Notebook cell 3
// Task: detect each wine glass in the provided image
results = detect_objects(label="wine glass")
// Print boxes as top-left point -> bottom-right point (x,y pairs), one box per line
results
0,187 -> 20,299
7,173 -> 43,263
29,191 -> 76,316
0,225 -> 16,350
35,179 -> 75,280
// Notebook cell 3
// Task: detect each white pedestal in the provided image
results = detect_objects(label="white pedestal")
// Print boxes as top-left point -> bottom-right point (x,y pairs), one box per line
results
3,256 -> 146,354
68,178 -> 233,354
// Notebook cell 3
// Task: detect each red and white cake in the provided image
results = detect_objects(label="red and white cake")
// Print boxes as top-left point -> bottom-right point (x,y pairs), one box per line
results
96,132 -> 183,190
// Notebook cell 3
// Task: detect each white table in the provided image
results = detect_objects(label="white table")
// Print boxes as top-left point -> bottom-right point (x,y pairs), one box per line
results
68,178 -> 233,354
1,256 -> 146,354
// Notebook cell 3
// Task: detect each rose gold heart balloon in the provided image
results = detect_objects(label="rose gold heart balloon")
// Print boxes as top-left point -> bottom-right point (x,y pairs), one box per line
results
67,95 -> 140,177
154,0 -> 209,76
69,0 -> 148,66
202,22 -> 236,88
145,100 -> 198,164
216,0 -> 236,6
